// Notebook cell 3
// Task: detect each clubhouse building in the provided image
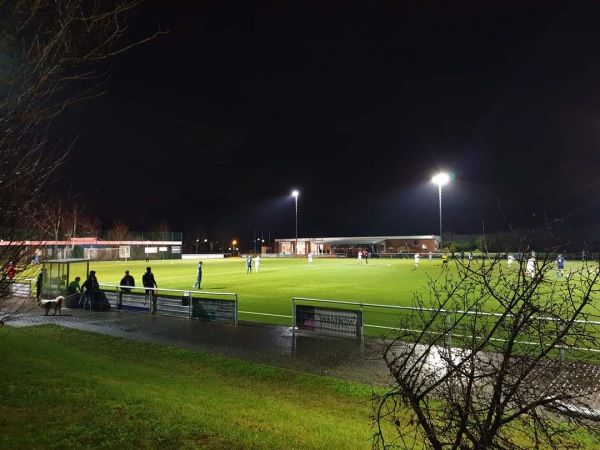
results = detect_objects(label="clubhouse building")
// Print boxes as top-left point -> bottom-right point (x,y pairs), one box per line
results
274,235 -> 440,257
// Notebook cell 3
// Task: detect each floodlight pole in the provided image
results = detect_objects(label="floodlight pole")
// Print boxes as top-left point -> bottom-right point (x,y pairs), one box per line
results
432,173 -> 450,250
437,183 -> 443,249
292,190 -> 299,255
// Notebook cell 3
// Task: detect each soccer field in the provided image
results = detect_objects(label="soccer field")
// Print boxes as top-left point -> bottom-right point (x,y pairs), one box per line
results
78,256 -> 587,329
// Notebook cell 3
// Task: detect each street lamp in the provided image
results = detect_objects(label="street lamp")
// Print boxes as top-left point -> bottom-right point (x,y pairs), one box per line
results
432,172 -> 451,250
232,240 -> 237,257
292,190 -> 299,255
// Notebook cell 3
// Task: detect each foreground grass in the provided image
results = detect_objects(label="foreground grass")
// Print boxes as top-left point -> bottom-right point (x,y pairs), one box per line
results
2,325 -> 600,449
0,325 -> 384,450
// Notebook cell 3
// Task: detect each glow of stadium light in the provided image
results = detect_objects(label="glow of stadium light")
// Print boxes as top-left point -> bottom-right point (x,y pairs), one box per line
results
432,173 -> 451,249
292,190 -> 299,255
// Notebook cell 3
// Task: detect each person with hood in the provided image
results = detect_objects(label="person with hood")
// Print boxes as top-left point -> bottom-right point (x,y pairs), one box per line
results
142,266 -> 157,298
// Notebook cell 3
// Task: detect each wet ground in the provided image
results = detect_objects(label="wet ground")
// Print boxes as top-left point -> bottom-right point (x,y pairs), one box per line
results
2,299 -> 393,388
5,299 -> 600,415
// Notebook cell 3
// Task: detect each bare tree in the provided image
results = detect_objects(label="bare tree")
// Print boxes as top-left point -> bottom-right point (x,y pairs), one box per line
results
34,199 -> 66,258
151,220 -> 171,241
0,0 -> 159,323
108,219 -> 130,241
184,223 -> 208,253
372,229 -> 600,449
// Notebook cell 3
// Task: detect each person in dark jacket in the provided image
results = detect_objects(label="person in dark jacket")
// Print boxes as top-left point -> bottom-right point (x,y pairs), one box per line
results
142,267 -> 157,298
80,271 -> 99,309
120,270 -> 135,293
36,268 -> 45,300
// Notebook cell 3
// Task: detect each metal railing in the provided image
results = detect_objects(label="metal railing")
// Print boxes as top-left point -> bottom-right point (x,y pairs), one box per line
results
91,284 -> 238,325
291,297 -> 600,353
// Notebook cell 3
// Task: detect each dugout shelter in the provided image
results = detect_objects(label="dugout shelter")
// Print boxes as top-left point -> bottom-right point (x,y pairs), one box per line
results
40,258 -> 90,300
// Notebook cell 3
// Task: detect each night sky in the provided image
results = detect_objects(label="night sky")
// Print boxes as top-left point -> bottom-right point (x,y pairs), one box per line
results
52,1 -> 600,248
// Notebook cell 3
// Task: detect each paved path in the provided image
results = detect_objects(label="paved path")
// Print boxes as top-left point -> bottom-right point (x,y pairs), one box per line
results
5,299 -> 600,415
2,299 -> 393,387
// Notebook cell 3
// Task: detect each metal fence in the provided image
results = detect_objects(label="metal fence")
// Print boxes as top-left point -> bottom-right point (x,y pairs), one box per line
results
93,284 -> 238,324
12,278 -> 600,354
8,278 -> 35,298
290,297 -> 600,355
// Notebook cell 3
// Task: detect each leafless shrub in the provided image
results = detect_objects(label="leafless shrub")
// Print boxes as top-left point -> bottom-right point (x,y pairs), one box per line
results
372,227 -> 600,449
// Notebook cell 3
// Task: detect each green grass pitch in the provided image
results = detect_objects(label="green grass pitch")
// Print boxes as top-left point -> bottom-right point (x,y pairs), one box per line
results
68,256 -> 584,330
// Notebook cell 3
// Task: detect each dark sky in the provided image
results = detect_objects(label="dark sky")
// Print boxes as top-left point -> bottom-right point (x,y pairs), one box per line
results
53,1 -> 600,248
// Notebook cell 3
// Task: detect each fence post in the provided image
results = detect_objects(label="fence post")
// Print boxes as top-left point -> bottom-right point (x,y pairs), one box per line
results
151,293 -> 157,314
360,304 -> 364,342
559,323 -> 565,359
292,298 -> 296,338
445,314 -> 452,352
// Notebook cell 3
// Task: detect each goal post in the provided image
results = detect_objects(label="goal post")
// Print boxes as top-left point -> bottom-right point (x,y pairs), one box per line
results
83,247 -> 120,261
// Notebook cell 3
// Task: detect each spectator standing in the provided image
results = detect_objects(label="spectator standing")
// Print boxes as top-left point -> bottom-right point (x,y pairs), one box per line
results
246,256 -> 252,274
81,271 -> 99,309
142,267 -> 157,298
193,261 -> 203,289
6,261 -> 16,282
120,270 -> 135,293
414,252 -> 420,268
254,255 -> 260,273
36,268 -> 45,300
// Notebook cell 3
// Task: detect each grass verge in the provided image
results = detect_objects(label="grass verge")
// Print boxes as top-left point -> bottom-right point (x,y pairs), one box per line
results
0,324 -> 382,450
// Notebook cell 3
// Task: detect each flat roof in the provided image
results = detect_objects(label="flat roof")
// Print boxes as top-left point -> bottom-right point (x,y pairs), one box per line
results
44,258 -> 91,263
275,235 -> 438,245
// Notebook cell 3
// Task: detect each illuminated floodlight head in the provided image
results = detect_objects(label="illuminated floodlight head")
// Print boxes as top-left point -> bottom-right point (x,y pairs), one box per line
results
292,190 -> 299,198
432,172 -> 451,186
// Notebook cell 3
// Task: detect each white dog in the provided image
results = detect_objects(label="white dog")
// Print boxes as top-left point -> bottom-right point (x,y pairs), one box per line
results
38,296 -> 65,316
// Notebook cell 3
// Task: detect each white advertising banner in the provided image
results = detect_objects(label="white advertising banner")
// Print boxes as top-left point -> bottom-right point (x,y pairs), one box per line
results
295,305 -> 362,339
